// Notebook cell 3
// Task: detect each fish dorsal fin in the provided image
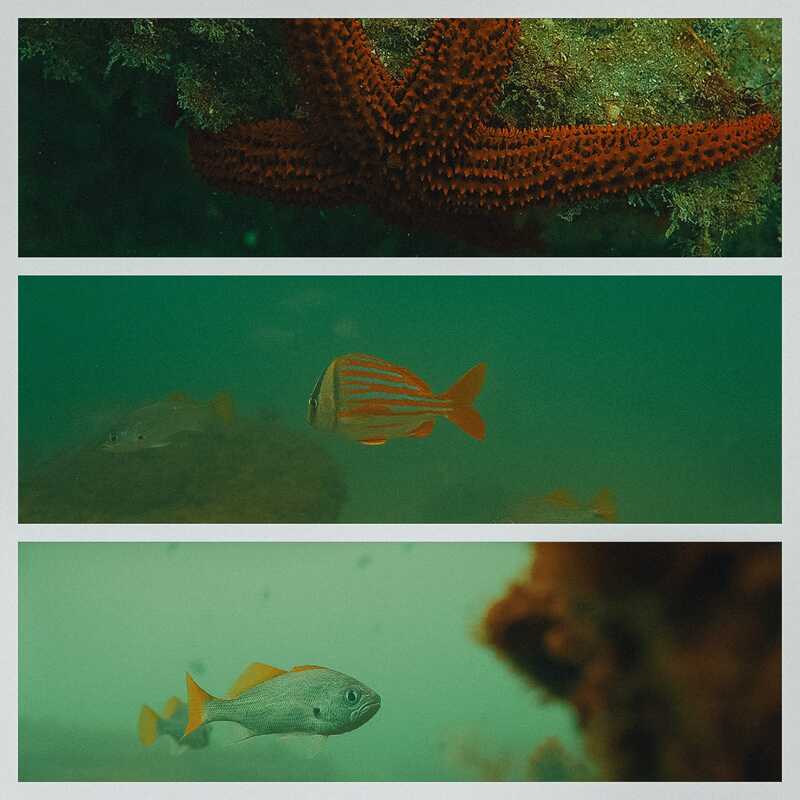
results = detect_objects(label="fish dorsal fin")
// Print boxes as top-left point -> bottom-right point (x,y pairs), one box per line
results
545,489 -> 579,508
227,662 -> 286,698
591,488 -> 617,522
162,696 -> 184,719
167,391 -> 190,402
290,664 -> 324,673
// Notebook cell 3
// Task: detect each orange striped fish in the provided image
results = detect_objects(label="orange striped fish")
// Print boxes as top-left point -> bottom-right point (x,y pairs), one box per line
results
307,353 -> 487,446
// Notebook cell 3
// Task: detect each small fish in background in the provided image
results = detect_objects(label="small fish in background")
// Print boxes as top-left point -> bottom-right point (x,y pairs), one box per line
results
504,488 -> 617,523
184,662 -> 381,754
138,696 -> 210,753
102,391 -> 234,453
307,353 -> 486,445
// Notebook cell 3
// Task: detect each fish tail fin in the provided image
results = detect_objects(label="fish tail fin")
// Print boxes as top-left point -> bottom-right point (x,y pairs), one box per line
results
592,488 -> 617,522
210,392 -> 235,426
442,363 -> 487,441
138,704 -> 160,747
185,673 -> 216,737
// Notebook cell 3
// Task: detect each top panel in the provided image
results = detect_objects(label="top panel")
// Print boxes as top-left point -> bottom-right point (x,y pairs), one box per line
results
19,18 -> 781,257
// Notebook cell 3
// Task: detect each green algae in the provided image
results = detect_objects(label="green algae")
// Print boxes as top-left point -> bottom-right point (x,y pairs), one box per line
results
19,17 -> 780,256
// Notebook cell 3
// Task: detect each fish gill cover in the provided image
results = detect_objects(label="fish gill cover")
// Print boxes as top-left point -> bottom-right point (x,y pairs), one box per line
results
19,18 -> 781,257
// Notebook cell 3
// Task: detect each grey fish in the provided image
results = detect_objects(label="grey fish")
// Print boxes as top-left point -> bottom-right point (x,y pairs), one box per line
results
138,696 -> 210,751
504,488 -> 616,523
185,662 -> 381,746
102,391 -> 234,453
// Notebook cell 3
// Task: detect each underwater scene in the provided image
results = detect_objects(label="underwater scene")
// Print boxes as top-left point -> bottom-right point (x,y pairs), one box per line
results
19,18 -> 781,258
18,276 -> 781,524
18,541 -> 781,781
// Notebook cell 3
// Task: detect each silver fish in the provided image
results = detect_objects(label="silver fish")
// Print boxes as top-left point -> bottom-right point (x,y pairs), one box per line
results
185,663 -> 381,745
138,696 -> 210,751
102,391 -> 234,453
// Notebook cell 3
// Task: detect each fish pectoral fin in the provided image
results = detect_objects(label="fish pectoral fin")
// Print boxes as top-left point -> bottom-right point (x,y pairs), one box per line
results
407,420 -> 435,438
359,438 -> 387,446
167,391 -> 190,402
227,662 -> 287,698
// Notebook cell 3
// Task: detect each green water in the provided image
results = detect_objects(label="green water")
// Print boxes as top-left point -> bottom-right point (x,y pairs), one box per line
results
18,541 -> 583,781
18,276 -> 780,523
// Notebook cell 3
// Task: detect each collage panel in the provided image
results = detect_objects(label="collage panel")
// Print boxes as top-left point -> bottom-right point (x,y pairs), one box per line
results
19,17 -> 780,258
18,541 -> 780,782
18,275 -> 780,524
11,5 -> 789,797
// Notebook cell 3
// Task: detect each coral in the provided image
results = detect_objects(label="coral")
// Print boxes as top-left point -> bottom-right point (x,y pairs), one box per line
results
187,19 -> 779,238
19,412 -> 347,523
483,543 -> 781,780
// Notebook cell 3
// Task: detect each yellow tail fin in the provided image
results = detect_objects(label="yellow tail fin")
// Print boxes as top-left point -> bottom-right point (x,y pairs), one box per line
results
210,392 -> 235,425
138,704 -> 160,747
442,363 -> 487,441
185,673 -> 216,737
592,488 -> 617,522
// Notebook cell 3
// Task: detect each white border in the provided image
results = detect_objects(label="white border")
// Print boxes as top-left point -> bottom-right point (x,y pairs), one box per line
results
5,0 -> 798,798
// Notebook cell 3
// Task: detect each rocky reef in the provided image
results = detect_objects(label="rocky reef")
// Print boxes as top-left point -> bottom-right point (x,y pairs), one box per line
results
19,413 -> 347,523
19,18 -> 780,256
483,543 -> 781,780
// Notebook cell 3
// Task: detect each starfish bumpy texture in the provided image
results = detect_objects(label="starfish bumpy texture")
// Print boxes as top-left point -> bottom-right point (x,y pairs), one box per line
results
187,19 -> 780,236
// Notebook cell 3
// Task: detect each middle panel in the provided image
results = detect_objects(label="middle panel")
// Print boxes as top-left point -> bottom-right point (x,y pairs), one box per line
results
18,275 -> 780,524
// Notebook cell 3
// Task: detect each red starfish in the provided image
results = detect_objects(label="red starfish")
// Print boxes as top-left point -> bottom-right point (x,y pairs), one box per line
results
187,19 -> 780,230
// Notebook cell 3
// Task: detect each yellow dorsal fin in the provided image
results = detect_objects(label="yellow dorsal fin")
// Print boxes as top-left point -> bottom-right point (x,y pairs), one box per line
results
167,391 -> 189,402
162,696 -> 183,719
291,664 -> 324,673
591,488 -> 617,522
545,488 -> 579,508
227,662 -> 286,698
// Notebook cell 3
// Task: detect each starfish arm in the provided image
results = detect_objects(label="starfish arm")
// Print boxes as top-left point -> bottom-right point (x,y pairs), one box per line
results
286,19 -> 399,160
418,112 -> 781,210
187,120 -> 360,205
392,19 -> 520,164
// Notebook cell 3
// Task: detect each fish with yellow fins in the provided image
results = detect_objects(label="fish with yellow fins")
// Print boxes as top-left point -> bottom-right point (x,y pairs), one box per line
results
504,488 -> 617,523
138,696 -> 211,752
307,353 -> 486,445
103,391 -> 235,453
184,663 -> 381,749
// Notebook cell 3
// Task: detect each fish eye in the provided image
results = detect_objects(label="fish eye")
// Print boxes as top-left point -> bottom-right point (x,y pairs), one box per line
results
108,432 -> 118,443
345,689 -> 360,704
137,434 -> 145,440
309,397 -> 318,409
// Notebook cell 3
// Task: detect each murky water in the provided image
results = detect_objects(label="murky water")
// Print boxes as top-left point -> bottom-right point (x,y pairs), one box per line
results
18,541 -> 584,781
18,276 -> 780,523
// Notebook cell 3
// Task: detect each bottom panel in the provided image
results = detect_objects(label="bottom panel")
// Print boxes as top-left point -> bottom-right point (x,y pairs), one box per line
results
18,542 -> 780,781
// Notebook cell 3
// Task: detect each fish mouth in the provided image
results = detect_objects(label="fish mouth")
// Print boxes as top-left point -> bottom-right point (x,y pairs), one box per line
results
352,699 -> 381,722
